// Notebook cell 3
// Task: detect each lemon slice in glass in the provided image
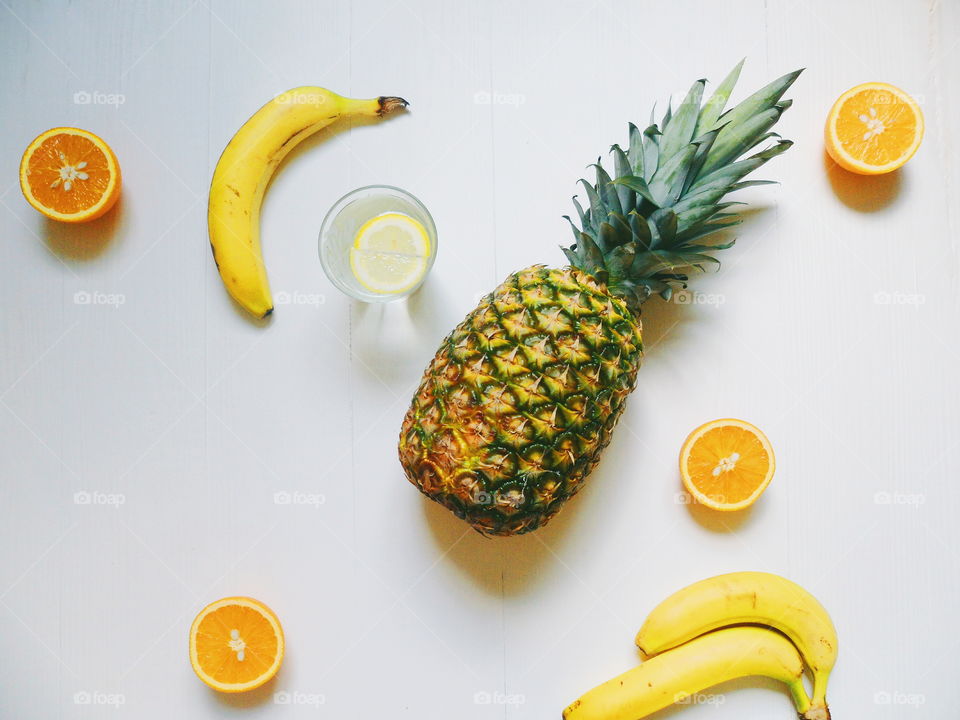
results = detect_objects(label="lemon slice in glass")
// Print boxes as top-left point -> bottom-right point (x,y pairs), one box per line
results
350,212 -> 431,294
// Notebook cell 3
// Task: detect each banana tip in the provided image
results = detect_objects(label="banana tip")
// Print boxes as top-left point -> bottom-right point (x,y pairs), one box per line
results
378,96 -> 410,116
801,706 -> 830,720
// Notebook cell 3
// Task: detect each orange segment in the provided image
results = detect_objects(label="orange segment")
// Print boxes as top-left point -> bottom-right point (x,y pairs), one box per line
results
189,597 -> 284,693
679,418 -> 775,511
825,82 -> 923,175
19,127 -> 121,223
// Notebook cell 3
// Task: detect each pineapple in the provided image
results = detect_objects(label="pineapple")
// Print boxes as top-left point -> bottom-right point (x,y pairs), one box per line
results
399,62 -> 801,536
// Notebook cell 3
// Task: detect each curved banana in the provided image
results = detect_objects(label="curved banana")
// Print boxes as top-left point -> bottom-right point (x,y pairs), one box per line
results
564,626 -> 827,720
208,88 -> 408,318
636,571 -> 837,709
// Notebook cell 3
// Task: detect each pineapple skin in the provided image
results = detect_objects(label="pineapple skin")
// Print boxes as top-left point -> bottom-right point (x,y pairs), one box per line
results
399,265 -> 642,536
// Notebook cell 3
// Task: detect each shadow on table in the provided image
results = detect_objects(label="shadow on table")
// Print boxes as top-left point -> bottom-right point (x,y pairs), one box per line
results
42,193 -> 124,260
824,150 -> 902,212
349,276 -> 452,386
684,496 -> 756,533
421,471 -> 602,597
209,669 -> 280,708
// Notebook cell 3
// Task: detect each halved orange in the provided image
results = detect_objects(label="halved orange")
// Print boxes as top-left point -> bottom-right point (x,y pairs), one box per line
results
679,418 -> 775,511
19,127 -> 121,223
825,82 -> 924,175
189,596 -> 284,693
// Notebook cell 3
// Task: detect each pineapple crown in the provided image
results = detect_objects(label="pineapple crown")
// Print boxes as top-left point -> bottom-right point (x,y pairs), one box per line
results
562,61 -> 802,312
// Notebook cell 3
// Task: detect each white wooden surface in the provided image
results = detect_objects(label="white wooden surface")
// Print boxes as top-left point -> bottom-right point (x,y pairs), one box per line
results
1,1 -> 958,717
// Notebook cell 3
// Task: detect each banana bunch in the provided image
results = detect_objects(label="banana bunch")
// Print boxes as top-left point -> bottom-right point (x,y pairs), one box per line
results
208,88 -> 408,318
563,572 -> 836,720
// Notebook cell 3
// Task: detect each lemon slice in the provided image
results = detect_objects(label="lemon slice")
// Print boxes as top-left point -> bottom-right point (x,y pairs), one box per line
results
350,213 -> 431,294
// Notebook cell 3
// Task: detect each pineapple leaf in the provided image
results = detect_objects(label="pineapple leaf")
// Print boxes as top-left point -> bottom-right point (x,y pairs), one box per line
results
628,211 -> 653,250
592,163 -> 621,215
728,179 -> 779,192
709,68 -> 802,134
562,63 -> 800,311
676,203 -> 725,232
679,240 -> 737,253
646,216 -> 662,249
598,221 -> 619,252
562,215 -> 581,244
612,175 -> 658,206
696,58 -> 744,135
682,130 -> 719,196
609,213 -> 635,245
649,144 -> 696,206
642,125 -> 661,181
745,131 -> 782,154
578,232 -> 605,271
571,196 -> 587,229
693,139 -> 792,191
611,145 -> 634,210
649,208 -> 678,246
627,123 -> 644,175
632,250 -> 719,277
579,179 -> 605,234
700,107 -> 783,177
560,245 -> 579,266
676,217 -> 741,242
606,243 -> 637,278
659,79 -> 705,159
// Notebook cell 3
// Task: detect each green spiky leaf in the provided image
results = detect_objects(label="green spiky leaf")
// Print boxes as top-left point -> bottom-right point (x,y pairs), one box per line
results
659,79 -> 705,159
696,58 -> 743,134
561,62 -> 801,311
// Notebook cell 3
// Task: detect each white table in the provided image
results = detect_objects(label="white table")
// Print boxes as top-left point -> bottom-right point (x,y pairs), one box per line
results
2,1 -> 958,717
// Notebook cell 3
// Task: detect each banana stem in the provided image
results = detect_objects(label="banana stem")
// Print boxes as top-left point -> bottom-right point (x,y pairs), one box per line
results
812,672 -> 829,708
788,677 -> 812,715
787,676 -> 831,720
376,96 -> 409,116
341,96 -> 409,118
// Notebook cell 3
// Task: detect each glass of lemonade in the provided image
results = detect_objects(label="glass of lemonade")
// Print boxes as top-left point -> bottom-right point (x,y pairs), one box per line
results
319,185 -> 437,302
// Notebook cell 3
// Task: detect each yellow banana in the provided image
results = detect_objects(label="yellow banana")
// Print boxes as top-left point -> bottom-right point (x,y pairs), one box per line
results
636,571 -> 837,710
208,88 -> 408,318
563,626 -> 824,720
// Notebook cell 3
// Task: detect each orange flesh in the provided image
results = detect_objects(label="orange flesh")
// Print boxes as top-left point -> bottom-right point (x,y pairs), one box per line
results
193,604 -> 280,685
25,133 -> 112,213
686,425 -> 771,504
833,88 -> 919,166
